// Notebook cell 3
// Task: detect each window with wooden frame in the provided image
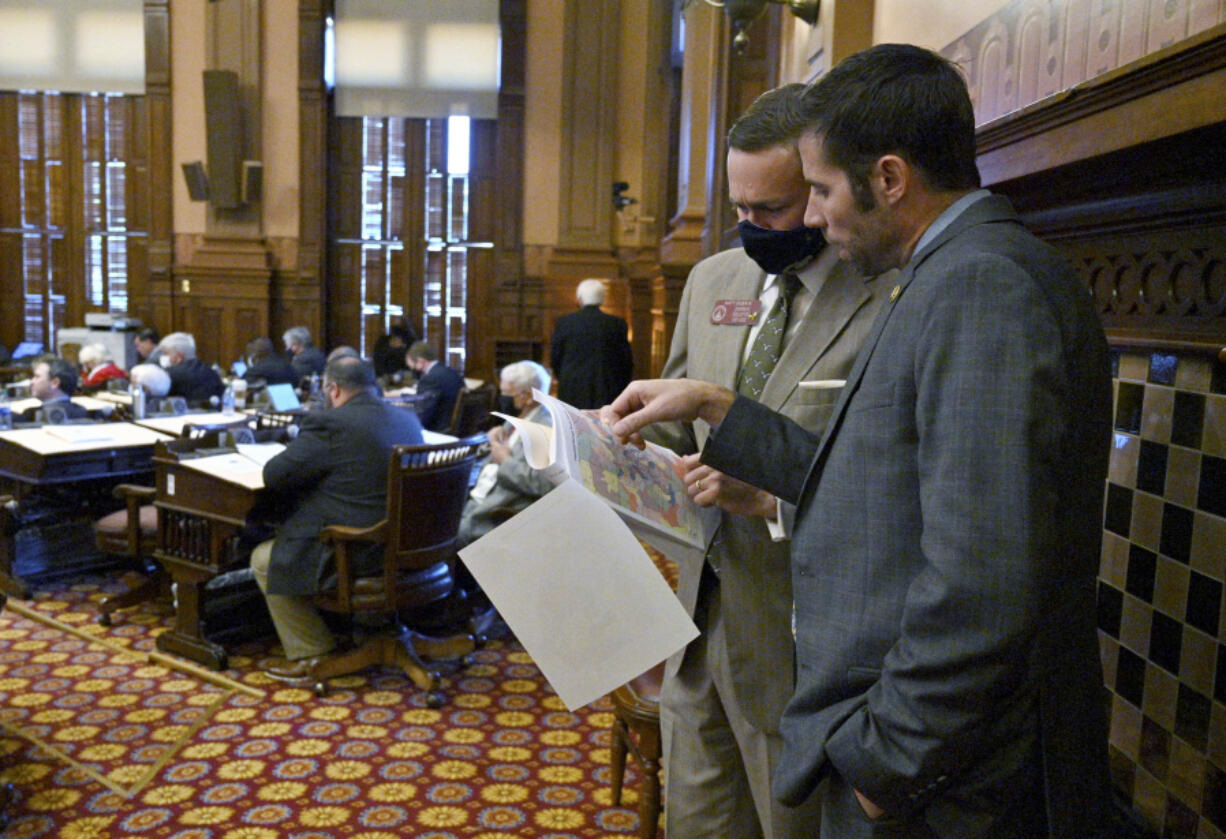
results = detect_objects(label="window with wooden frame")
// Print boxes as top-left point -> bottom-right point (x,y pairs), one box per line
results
0,91 -> 147,353
328,114 -> 494,373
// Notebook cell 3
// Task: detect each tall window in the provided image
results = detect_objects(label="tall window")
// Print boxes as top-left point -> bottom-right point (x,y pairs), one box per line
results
340,113 -> 491,371
1,91 -> 142,349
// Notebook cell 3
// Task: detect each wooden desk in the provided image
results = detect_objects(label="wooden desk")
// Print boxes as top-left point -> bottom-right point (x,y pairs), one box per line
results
152,442 -> 268,670
0,424 -> 171,597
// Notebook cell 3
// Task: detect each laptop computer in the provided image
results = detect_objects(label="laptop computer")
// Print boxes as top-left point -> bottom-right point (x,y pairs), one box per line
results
265,383 -> 302,412
10,342 -> 43,362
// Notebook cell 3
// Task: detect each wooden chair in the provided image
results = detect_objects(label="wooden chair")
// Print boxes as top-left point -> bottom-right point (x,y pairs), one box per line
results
304,437 -> 486,705
610,661 -> 665,839
447,383 -> 497,437
94,483 -> 165,625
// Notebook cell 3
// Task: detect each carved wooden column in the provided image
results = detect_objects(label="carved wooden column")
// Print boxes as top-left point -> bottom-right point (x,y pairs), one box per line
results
651,2 -> 726,376
142,0 -> 175,336
612,0 -> 676,379
546,0 -> 623,286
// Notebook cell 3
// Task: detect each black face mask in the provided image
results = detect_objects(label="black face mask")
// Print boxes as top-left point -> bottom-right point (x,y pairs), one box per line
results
497,394 -> 517,415
737,221 -> 825,275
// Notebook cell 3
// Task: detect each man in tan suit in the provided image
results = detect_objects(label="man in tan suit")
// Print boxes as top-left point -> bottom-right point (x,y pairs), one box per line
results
650,85 -> 890,838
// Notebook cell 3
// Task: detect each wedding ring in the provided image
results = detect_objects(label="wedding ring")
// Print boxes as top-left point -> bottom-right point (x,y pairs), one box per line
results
695,479 -> 704,491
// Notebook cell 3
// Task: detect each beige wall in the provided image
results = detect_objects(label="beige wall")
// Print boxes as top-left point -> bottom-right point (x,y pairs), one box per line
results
262,0 -> 299,239
171,0 -> 207,234
171,0 -> 298,238
873,0 -> 1014,51
522,0 -> 565,246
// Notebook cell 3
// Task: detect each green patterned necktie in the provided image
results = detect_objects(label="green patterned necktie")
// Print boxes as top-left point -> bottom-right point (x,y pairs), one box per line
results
736,272 -> 802,400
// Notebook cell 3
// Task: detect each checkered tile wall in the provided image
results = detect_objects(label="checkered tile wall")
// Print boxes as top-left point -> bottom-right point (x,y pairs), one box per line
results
1101,351 -> 1226,839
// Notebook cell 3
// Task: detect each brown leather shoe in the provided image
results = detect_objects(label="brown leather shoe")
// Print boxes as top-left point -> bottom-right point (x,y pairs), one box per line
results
264,654 -> 329,683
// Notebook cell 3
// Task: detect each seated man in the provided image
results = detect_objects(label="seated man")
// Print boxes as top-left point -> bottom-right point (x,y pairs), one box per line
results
253,356 -> 425,678
405,341 -> 464,432
19,356 -> 91,422
78,343 -> 128,390
131,327 -> 161,369
283,326 -> 326,379
242,337 -> 298,386
157,332 -> 224,407
457,361 -> 556,546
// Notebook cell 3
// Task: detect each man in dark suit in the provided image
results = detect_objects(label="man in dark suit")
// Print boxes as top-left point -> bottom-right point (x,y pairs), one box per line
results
605,44 -> 1112,839
405,341 -> 464,432
254,356 -> 424,677
242,336 -> 298,386
284,326 -> 327,379
550,279 -> 633,408
158,332 -> 224,407
19,356 -> 90,422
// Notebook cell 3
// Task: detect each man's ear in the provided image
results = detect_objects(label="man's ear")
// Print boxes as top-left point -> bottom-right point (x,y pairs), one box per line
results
875,154 -> 910,206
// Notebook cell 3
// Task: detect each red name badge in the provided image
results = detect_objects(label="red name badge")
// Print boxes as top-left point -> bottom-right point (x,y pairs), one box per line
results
710,299 -> 762,325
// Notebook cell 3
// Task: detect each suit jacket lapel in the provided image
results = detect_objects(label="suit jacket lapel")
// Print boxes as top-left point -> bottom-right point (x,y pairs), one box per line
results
800,194 -> 1019,484
705,259 -> 765,390
761,254 -> 870,410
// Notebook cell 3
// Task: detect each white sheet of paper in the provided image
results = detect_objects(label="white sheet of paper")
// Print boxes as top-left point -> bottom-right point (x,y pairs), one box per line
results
459,479 -> 698,711
235,442 -> 287,466
179,452 -> 266,490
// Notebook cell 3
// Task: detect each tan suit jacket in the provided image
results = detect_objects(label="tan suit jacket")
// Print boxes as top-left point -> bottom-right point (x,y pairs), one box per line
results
657,245 -> 890,731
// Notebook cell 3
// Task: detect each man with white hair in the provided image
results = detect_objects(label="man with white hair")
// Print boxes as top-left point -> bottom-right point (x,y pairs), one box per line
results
128,363 -> 171,399
456,360 -> 556,546
157,332 -> 223,407
549,278 -> 633,409
283,326 -> 326,379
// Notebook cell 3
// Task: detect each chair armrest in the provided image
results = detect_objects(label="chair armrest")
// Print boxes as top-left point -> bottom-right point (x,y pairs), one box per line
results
113,484 -> 157,503
321,520 -> 388,608
320,521 -> 388,544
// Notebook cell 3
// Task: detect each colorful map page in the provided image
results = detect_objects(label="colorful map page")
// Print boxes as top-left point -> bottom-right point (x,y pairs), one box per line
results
566,408 -> 707,549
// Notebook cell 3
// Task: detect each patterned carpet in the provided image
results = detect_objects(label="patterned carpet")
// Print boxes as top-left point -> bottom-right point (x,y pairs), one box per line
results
0,577 -> 658,838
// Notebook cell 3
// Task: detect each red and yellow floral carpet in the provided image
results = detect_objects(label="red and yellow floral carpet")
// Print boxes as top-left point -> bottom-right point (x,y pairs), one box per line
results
0,579 -> 655,838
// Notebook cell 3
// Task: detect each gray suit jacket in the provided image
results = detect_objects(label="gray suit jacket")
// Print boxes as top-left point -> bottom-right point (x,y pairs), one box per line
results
704,195 -> 1113,837
262,391 -> 424,596
656,245 -> 889,731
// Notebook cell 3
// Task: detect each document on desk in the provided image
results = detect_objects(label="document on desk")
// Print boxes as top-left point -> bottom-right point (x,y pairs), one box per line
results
134,412 -> 250,436
235,442 -> 286,468
459,479 -> 699,711
0,423 -> 171,454
179,451 -> 270,490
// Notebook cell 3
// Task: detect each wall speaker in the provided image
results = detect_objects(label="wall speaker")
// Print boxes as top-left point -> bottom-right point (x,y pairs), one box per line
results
203,69 -> 243,208
181,161 -> 209,202
241,160 -> 263,204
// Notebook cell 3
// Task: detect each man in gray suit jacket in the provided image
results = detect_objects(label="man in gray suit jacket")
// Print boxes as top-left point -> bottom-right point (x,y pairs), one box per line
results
605,45 -> 1112,839
253,355 -> 424,679
649,85 -> 889,839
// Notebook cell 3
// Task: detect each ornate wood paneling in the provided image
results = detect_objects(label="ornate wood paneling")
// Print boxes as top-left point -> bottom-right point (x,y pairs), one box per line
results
978,31 -> 1226,357
944,0 -> 1226,126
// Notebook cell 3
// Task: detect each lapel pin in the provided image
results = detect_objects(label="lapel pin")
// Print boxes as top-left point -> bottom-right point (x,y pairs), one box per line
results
890,285 -> 901,302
